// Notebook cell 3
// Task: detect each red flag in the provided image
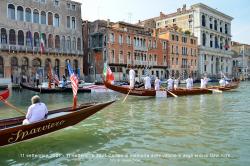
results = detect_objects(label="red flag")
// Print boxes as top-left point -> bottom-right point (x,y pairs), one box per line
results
106,67 -> 114,82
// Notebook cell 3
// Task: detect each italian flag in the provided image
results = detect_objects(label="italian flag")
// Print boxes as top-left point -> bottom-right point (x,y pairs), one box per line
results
103,63 -> 114,82
40,32 -> 45,54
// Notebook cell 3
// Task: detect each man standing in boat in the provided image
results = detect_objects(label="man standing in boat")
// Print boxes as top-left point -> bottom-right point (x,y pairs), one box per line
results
129,65 -> 135,89
186,76 -> 192,89
167,77 -> 174,90
23,95 -> 48,125
155,77 -> 160,90
35,72 -> 40,87
144,74 -> 151,89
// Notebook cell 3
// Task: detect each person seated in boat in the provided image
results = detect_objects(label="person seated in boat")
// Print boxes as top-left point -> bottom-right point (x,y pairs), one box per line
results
167,77 -> 174,90
129,65 -> 135,89
155,77 -> 160,91
23,95 -> 48,125
186,76 -> 192,90
219,78 -> 226,87
174,77 -> 180,90
62,75 -> 67,87
144,75 -> 151,90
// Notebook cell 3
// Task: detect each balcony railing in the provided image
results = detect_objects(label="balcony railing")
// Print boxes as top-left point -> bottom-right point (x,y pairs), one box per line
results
0,44 -> 83,55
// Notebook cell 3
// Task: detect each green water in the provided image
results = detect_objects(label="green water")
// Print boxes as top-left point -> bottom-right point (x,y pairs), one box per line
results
0,82 -> 250,166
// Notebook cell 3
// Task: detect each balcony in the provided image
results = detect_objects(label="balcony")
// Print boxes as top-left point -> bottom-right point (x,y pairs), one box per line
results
134,45 -> 148,52
0,44 -> 83,55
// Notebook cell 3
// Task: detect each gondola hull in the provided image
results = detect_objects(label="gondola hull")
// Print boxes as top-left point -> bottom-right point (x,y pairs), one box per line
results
104,81 -> 239,97
20,83 -> 91,93
0,89 -> 9,100
0,100 -> 115,147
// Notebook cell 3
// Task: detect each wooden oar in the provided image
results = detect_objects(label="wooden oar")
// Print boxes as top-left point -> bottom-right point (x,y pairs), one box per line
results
166,89 -> 178,98
0,97 -> 26,115
207,89 -> 222,93
122,89 -> 132,103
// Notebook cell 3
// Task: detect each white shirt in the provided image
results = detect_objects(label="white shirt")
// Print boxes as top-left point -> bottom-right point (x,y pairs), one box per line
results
219,79 -> 226,86
26,103 -> 48,123
155,78 -> 160,90
200,79 -> 205,88
36,73 -> 39,80
186,78 -> 192,89
129,69 -> 135,80
144,76 -> 151,89
167,78 -> 174,89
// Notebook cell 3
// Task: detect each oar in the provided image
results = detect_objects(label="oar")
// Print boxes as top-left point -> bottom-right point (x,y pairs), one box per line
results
0,97 -> 26,115
122,89 -> 132,103
166,89 -> 178,98
207,89 -> 222,93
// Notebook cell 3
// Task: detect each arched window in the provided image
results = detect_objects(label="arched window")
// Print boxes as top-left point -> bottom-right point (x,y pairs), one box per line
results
54,14 -> 59,27
41,33 -> 47,47
77,38 -> 81,50
1,28 -> 7,44
9,29 -> 16,45
55,35 -> 60,49
48,12 -> 53,25
21,57 -> 29,75
11,57 -> 18,70
17,6 -> 24,21
215,36 -> 218,48
65,59 -> 70,77
72,17 -> 76,29
72,37 -> 76,50
202,15 -> 206,27
73,59 -> 78,73
55,59 -> 60,77
44,58 -> 51,76
32,58 -> 41,76
0,56 -> 4,78
25,8 -> 31,22
8,4 -> 15,20
61,36 -> 65,50
41,11 -> 46,24
67,36 -> 71,50
18,30 -> 24,45
202,33 -> 206,46
34,32 -> 40,47
33,9 -> 39,23
214,20 -> 218,31
48,34 -> 53,48
26,31 -> 32,47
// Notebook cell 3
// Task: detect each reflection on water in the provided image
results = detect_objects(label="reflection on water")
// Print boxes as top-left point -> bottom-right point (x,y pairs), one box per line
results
0,82 -> 250,165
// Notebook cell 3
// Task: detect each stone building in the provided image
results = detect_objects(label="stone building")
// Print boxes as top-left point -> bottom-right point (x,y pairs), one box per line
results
84,20 -> 168,82
231,41 -> 250,79
156,26 -> 198,79
0,0 -> 83,84
154,3 -> 233,78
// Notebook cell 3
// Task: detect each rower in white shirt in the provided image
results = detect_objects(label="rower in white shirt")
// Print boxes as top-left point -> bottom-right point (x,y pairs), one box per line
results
186,76 -> 192,89
129,65 -> 135,89
154,77 -> 160,91
144,75 -> 151,89
200,77 -> 206,88
167,77 -> 174,90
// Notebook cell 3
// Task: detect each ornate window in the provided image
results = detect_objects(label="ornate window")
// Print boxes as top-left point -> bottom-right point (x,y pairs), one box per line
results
54,14 -> 59,27
34,32 -> 40,47
202,15 -> 206,27
25,8 -> 31,22
9,29 -> 16,45
55,35 -> 60,49
77,38 -> 81,50
17,6 -> 24,21
48,12 -> 53,25
41,11 -> 46,24
8,4 -> 15,20
18,30 -> 24,45
1,28 -> 7,44
33,9 -> 39,23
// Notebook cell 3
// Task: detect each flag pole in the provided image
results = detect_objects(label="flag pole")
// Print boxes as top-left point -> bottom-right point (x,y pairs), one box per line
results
73,95 -> 77,109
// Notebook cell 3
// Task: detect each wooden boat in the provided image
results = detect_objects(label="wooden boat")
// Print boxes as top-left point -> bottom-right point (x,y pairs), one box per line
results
0,100 -> 115,147
0,89 -> 9,100
104,81 -> 240,97
20,82 -> 91,93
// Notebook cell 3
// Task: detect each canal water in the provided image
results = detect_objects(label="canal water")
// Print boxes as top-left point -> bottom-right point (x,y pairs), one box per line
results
0,82 -> 250,166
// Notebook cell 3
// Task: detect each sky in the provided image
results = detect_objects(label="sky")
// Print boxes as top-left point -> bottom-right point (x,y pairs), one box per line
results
75,0 -> 250,44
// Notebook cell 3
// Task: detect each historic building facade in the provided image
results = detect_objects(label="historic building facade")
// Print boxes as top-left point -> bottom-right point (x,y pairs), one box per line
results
156,26 -> 198,79
0,0 -> 83,84
84,21 -> 169,82
155,3 -> 233,78
231,41 -> 250,79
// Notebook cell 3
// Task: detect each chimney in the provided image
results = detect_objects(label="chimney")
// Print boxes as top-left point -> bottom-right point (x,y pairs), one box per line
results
177,8 -> 181,13
182,4 -> 186,11
160,12 -> 165,18
107,19 -> 110,27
